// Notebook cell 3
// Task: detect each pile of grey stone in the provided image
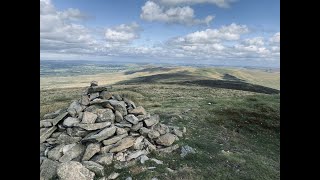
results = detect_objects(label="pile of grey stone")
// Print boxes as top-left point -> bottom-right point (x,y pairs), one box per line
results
40,81 -> 186,180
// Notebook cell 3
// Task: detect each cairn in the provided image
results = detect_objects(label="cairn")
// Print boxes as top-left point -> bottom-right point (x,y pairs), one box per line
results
40,81 -> 186,180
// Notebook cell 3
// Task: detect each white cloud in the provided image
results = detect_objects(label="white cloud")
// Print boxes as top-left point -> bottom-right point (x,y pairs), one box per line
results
105,22 -> 141,43
243,37 -> 264,46
156,0 -> 235,8
269,32 -> 280,43
140,1 -> 214,25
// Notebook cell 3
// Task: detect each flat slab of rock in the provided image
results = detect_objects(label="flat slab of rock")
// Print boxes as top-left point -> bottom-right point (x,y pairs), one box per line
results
131,122 -> 143,131
128,106 -> 146,115
63,117 -> 80,127
40,126 -> 57,143
115,111 -> 123,122
48,144 -> 64,161
156,133 -> 176,146
76,121 -> 111,131
59,143 -> 85,163
108,100 -> 127,116
57,134 -> 82,144
82,126 -> 116,142
126,150 -> 148,161
67,101 -> 83,117
102,133 -> 128,146
87,85 -> 111,93
82,161 -> 105,177
172,128 -> 183,137
100,145 -> 114,154
40,158 -> 59,180
82,143 -> 101,161
144,115 -> 159,127
57,161 -> 95,180
124,114 -> 139,125
100,91 -> 112,99
115,123 -> 132,128
40,121 -> 52,128
139,127 -> 150,136
157,144 -> 179,153
133,136 -> 144,150
82,111 -> 98,124
43,108 -> 65,119
89,92 -> 100,101
148,130 -> 160,139
116,127 -> 128,135
80,95 -> 90,106
95,109 -> 115,123
109,137 -> 135,153
92,153 -> 114,166
152,123 -> 169,135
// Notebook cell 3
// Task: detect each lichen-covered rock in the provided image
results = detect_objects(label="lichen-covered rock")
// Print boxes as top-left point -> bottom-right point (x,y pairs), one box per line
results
156,133 -> 176,146
57,161 -> 95,180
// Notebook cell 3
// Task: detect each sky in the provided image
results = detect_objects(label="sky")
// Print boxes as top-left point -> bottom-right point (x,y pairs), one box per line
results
40,0 -> 280,67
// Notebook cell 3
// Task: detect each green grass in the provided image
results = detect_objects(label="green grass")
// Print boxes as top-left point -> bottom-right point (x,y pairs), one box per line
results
41,82 -> 279,180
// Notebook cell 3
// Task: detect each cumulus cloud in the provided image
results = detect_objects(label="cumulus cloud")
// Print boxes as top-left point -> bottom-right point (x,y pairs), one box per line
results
156,0 -> 235,8
140,1 -> 214,26
269,32 -> 280,44
105,22 -> 141,43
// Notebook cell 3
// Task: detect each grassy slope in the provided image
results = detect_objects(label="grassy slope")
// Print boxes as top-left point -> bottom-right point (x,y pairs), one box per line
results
40,82 -> 280,180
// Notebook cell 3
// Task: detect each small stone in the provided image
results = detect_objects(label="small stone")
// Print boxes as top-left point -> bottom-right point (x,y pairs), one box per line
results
157,144 -> 180,153
47,144 -> 64,161
140,155 -> 149,164
100,91 -> 113,99
91,81 -> 98,87
108,100 -> 127,116
129,132 -> 140,137
113,94 -> 122,101
116,127 -> 128,135
102,133 -> 128,146
114,111 -> 123,122
183,127 -> 187,133
82,126 -> 116,142
166,167 -> 175,173
139,127 -> 150,136
180,145 -> 196,158
82,111 -> 98,124
156,133 -> 176,146
89,92 -> 100,101
67,101 -> 83,117
92,153 -> 114,166
104,103 -> 115,110
148,130 -> 160,139
148,167 -> 156,170
40,158 -> 59,180
115,123 -> 132,128
95,108 -> 115,123
144,115 -> 159,127
128,106 -> 146,115
76,121 -> 111,131
87,85 -> 110,94
109,137 -> 135,153
62,143 -> 77,154
43,108 -> 65,119
59,143 -> 85,163
126,150 -> 148,161
130,122 -> 143,131
124,114 -> 139,125
100,145 -> 114,154
108,172 -> 120,179
80,95 -> 90,106
136,114 -> 150,121
123,98 -> 136,108
51,132 -> 62,138
144,138 -> 156,151
125,177 -> 132,180
63,117 -> 80,127
133,136 -> 144,150
152,123 -> 169,135
40,126 -> 57,143
172,128 -> 183,137
82,161 -> 105,177
82,143 -> 101,161
57,134 -> 82,144
40,121 -> 52,128
150,158 -> 163,164
57,161 -> 95,180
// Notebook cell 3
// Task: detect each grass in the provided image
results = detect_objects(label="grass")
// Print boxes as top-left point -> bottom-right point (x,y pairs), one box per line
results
40,81 -> 279,179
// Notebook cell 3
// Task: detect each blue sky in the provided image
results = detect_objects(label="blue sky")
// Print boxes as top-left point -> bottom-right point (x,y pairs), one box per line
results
40,0 -> 280,67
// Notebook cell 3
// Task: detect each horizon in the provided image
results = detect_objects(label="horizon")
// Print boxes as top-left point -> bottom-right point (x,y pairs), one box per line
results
40,0 -> 280,67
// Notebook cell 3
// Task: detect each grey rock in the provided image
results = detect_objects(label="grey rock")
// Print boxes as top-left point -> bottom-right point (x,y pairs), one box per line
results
182,127 -> 187,133
123,98 -> 136,108
40,121 -> 52,128
59,143 -> 85,163
128,106 -> 146,115
82,126 -> 116,142
148,130 -> 160,139
124,114 -> 139,125
172,128 -> 183,137
114,152 -> 125,161
46,138 -> 57,145
90,81 -> 98,87
144,115 -> 159,127
148,167 -> 156,170
114,111 -> 123,123
108,100 -> 127,116
152,123 -> 169,135
92,153 -> 114,166
40,126 -> 57,143
129,132 -> 140,137
82,111 -> 98,124
62,143 -> 77,154
180,145 -> 196,158
102,133 -> 128,146
40,143 -> 46,156
116,127 -> 128,135
150,158 -> 163,164
113,94 -> 122,101
157,144 -> 180,153
166,167 -> 175,173
88,85 -> 111,93
108,172 -> 120,179
133,136 -> 145,150
85,105 -> 102,112
57,161 -> 95,180
57,134 -> 82,144
115,123 -> 132,128
126,150 -> 148,161
76,121 -> 111,131
136,114 -> 151,121
66,127 -> 89,137
93,108 -> 115,123
80,95 -> 90,106
139,127 -> 150,136
48,144 -> 64,161
67,101 -> 83,117
140,155 -> 149,164
125,177 -> 133,180
89,92 -> 100,101
43,108 -> 66,119
156,133 -> 176,146
82,143 -> 101,161
130,122 -> 143,131
52,112 -> 69,126
82,161 -> 105,177
109,137 -> 136,153
63,117 -> 80,127
51,132 -> 62,138
144,139 -> 156,151
104,103 -> 115,110
40,158 -> 59,180
100,145 -> 114,154
100,91 -> 112,100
